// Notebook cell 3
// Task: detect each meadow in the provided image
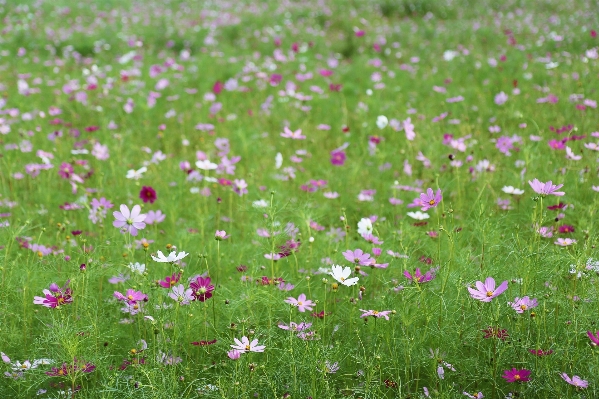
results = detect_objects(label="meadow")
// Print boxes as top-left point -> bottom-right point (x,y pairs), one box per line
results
0,0 -> 598,397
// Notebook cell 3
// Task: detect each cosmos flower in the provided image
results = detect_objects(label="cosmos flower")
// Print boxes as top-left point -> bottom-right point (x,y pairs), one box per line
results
468,277 -> 508,302
330,265 -> 359,286
587,331 -> 599,346
508,296 -> 538,313
528,179 -> 565,196
555,238 -> 576,246
502,368 -> 531,383
168,284 -> 194,305
502,186 -> 524,195
407,211 -> 430,220
151,250 -> 189,263
189,276 -> 214,302
359,309 -> 392,320
357,218 -> 373,236
139,186 -> 157,203
113,204 -> 147,236
284,293 -> 315,312
418,188 -> 442,211
126,166 -> 147,180
404,268 -> 435,284
33,281 -> 73,308
561,373 -> 588,388
230,336 -> 265,353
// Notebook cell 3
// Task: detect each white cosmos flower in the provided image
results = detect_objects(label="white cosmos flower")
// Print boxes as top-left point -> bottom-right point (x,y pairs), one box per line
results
151,250 -> 189,263
376,115 -> 388,129
407,211 -> 430,220
128,262 -> 146,274
126,166 -> 147,180
501,186 -> 525,195
275,152 -> 283,169
195,160 -> 218,170
253,199 -> 268,208
330,265 -> 359,286
357,218 -> 373,236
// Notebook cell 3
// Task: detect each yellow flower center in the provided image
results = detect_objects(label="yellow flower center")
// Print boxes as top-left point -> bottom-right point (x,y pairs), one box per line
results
514,374 -> 521,381
428,199 -> 436,205
486,291 -> 494,297
520,304 -> 527,310
127,295 -> 134,300
245,345 -> 250,351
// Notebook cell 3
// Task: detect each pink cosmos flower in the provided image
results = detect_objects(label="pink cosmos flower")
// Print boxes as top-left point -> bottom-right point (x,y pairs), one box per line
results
468,277 -> 508,302
189,276 -> 214,302
214,230 -> 230,240
404,268 -> 435,283
528,179 -> 565,196
278,322 -> 312,331
330,150 -> 346,166
359,309 -> 392,320
33,281 -> 73,308
168,284 -> 194,305
508,296 -> 538,313
502,368 -> 530,382
561,373 -> 588,388
342,249 -> 371,265
280,127 -> 306,139
227,350 -> 241,360
114,289 -> 148,305
158,273 -> 181,288
555,238 -> 576,246
284,293 -> 314,312
418,188 -> 442,211
230,336 -> 265,353
113,204 -> 147,236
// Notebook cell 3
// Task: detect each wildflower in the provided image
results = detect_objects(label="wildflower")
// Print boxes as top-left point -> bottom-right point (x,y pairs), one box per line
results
191,339 -> 217,346
502,368 -> 531,382
494,92 -> 508,105
407,211 -> 429,220
537,226 -> 554,238
195,160 -> 218,170
280,127 -> 306,139
114,289 -> 148,305
587,331 -> 599,346
46,359 -> 95,376
404,268 -> 435,283
463,392 -> 484,398
508,296 -> 538,313
126,166 -> 147,180
330,265 -> 359,286
468,277 -> 508,302
357,218 -> 373,236
324,361 -> 339,374
128,262 -> 145,274
558,225 -> 575,234
502,186 -> 524,195
528,179 -> 565,196
278,322 -> 312,331
359,309 -> 392,320
285,293 -> 315,312
418,188 -> 442,211
168,284 -> 194,305
342,249 -> 371,265
158,273 -> 181,288
230,336 -> 265,353
113,204 -> 147,236
482,327 -> 510,341
227,350 -> 241,360
376,115 -> 388,129
189,276 -> 215,302
330,150 -> 346,166
555,238 -> 577,246
214,230 -> 230,240
561,373 -> 588,388
151,250 -> 189,263
33,281 -> 73,308
529,349 -> 553,356
139,186 -> 157,203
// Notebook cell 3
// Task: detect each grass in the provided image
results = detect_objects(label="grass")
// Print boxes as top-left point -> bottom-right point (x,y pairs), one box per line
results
0,0 -> 598,398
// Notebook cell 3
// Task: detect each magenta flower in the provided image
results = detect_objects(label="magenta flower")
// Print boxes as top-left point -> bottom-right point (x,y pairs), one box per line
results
168,284 -> 194,305
230,336 -> 265,353
158,273 -> 181,288
189,276 -> 214,302
284,293 -> 314,312
114,289 -> 148,305
468,277 -> 508,302
33,281 -> 73,308
502,368 -> 531,383
139,186 -> 157,203
58,162 -> 73,179
587,331 -> 599,346
508,296 -> 538,313
342,249 -> 371,265
330,150 -> 346,166
113,204 -> 147,236
359,309 -> 392,320
528,179 -> 565,196
404,268 -> 435,283
561,373 -> 588,388
418,188 -> 442,211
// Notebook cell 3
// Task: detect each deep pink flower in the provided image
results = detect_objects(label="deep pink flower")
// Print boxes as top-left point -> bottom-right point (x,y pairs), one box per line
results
528,349 -> 553,356
404,268 -> 435,283
330,150 -> 346,166
468,277 -> 508,302
113,204 -> 147,236
189,276 -> 214,302
502,368 -> 530,383
158,273 -> 181,288
139,186 -> 157,203
58,162 -> 73,179
587,331 -> 599,346
33,281 -> 73,308
483,326 -> 509,340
